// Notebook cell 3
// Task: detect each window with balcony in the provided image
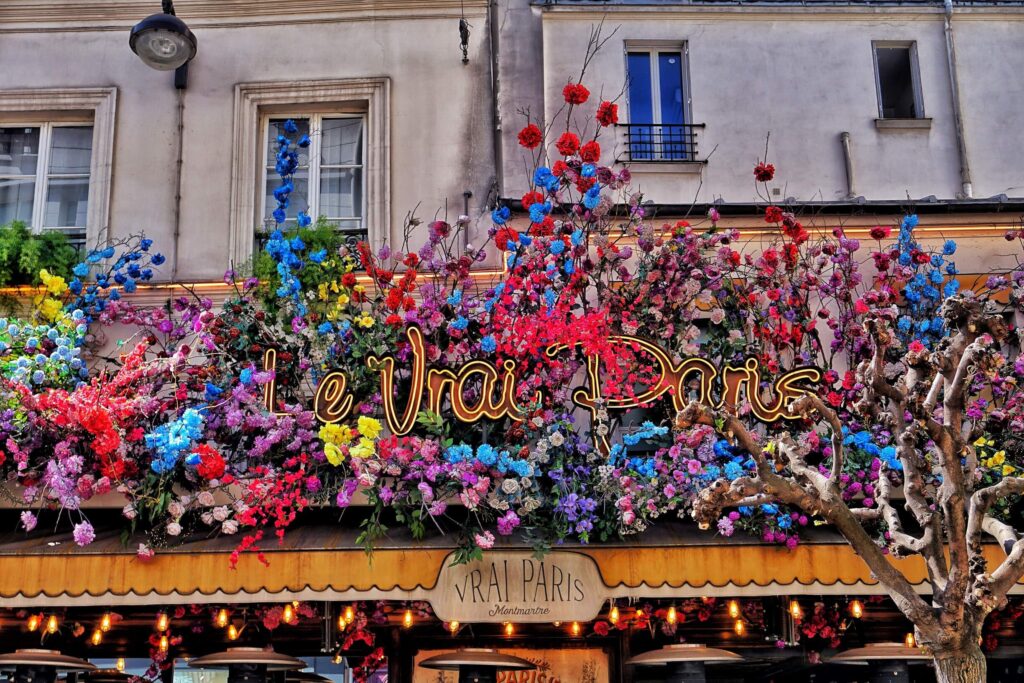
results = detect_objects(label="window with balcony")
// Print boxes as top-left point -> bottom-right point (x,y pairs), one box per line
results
261,115 -> 365,238
0,123 -> 94,244
873,42 -> 924,119
623,46 -> 700,162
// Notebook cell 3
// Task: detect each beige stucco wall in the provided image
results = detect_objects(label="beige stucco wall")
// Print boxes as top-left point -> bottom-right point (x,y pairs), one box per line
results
525,5 -> 1024,206
0,1 -> 496,281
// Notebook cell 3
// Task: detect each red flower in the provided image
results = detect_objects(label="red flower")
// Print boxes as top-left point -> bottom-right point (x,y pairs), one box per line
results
556,132 -> 580,156
193,444 -> 226,480
764,205 -> 784,223
385,314 -> 404,326
517,123 -> 543,149
521,190 -> 544,210
579,140 -> 601,163
341,272 -> 357,288
562,83 -> 590,105
754,162 -> 775,182
593,621 -> 610,636
552,160 -> 568,177
495,227 -> 518,250
596,100 -> 618,127
869,225 -> 891,240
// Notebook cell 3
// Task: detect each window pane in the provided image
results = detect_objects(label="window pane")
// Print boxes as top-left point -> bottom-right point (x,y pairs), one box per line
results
319,168 -> 362,219
263,169 -> 309,224
44,176 -> 89,227
0,127 -> 40,176
265,118 -> 311,168
48,126 -> 93,174
658,52 -> 685,125
626,53 -> 654,122
320,118 -> 363,166
876,47 -> 918,118
0,178 -> 35,224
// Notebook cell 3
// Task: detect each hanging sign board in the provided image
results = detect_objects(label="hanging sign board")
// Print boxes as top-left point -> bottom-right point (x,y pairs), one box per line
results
428,551 -> 607,623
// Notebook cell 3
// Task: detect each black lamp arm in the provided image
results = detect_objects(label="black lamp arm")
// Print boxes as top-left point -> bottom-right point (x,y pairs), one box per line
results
162,0 -> 176,15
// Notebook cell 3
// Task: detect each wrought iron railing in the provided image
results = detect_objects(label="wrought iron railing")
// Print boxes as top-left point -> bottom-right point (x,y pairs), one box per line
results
615,123 -> 705,163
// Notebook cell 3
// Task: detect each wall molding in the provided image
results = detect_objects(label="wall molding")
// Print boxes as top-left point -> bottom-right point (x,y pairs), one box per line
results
228,77 -> 391,268
0,87 -> 117,247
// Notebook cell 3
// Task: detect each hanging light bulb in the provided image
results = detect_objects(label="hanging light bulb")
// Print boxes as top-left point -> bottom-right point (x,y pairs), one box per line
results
905,632 -> 916,648
728,600 -> 740,619
570,622 -> 581,637
789,600 -> 802,620
159,635 -> 169,652
155,612 -> 169,632
447,620 -> 460,634
552,621 -> 562,627
344,606 -> 355,623
608,604 -> 619,625
734,619 -> 745,636
402,610 -> 413,629
215,609 -> 229,628
666,606 -> 678,625
100,612 -> 112,632
46,615 -> 59,634
337,614 -> 347,629
332,654 -> 343,665
282,604 -> 295,625
91,629 -> 103,646
849,600 -> 864,619
227,624 -> 239,641
504,622 -> 515,636
116,659 -> 126,673
27,614 -> 41,632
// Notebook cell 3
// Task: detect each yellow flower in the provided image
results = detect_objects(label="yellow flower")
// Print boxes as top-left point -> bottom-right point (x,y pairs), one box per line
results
1003,465 -> 1016,477
354,284 -> 366,294
337,294 -> 350,306
350,437 -> 375,459
974,437 -> 988,447
324,442 -> 345,466
358,314 -> 374,329
319,423 -> 354,445
992,451 -> 1006,466
38,269 -> 68,296
357,416 -> 382,440
36,297 -> 65,322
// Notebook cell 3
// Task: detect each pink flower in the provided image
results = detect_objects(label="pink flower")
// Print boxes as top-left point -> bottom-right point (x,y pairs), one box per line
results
137,543 -> 155,561
474,531 -> 495,549
20,510 -> 37,532
72,520 -> 95,546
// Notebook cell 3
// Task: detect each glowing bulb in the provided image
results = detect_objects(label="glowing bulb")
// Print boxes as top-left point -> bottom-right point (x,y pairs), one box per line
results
156,612 -> 169,632
905,632 -> 916,648
608,605 -> 619,624
504,622 -> 514,636
159,635 -> 169,652
728,600 -> 740,619
552,621 -> 562,627
402,610 -> 413,629
734,619 -> 745,636
447,620 -> 460,634
789,600 -> 802,620
282,604 -> 295,624
215,609 -> 229,628
227,624 -> 239,641
666,606 -> 678,625
332,654 -> 342,665
91,629 -> 103,646
46,615 -> 59,634
849,600 -> 863,619
344,606 -> 354,623
27,614 -> 40,632
337,615 -> 347,629
116,659 -> 125,672
100,613 -> 112,632
570,622 -> 581,637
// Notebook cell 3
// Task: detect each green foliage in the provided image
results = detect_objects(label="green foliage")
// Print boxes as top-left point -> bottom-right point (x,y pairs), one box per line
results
251,217 -> 355,284
0,221 -> 79,286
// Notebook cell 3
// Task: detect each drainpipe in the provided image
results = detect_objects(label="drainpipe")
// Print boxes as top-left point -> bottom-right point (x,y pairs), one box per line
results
943,0 -> 973,198
840,131 -> 857,199
170,87 -> 186,279
487,0 -> 503,201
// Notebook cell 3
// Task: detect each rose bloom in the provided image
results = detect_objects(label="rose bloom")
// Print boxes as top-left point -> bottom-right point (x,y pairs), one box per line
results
562,82 -> 590,105
517,124 -> 543,149
222,520 -> 239,535
579,140 -> 600,163
754,162 -> 775,182
555,132 -> 580,156
596,100 -> 618,127
166,522 -> 182,536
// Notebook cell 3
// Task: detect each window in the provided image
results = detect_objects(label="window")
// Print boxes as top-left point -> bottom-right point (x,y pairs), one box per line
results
0,123 -> 93,242
261,115 -> 365,236
873,42 -> 924,119
625,46 -> 692,161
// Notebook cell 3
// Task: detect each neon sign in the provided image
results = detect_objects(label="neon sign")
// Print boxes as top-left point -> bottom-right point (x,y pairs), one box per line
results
262,326 -> 821,452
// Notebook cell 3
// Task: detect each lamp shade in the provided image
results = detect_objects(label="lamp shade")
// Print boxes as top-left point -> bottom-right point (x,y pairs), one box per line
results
419,649 -> 535,672
0,651 -> 96,672
626,644 -> 743,666
830,643 -> 932,664
129,13 -> 197,71
188,648 -> 305,671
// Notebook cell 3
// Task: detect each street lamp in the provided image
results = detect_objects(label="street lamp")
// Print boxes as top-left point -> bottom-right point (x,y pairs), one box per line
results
0,650 -> 96,683
129,0 -> 197,89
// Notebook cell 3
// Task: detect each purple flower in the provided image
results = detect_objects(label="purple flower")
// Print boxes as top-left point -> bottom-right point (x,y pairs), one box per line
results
20,510 -> 37,532
73,520 -> 95,546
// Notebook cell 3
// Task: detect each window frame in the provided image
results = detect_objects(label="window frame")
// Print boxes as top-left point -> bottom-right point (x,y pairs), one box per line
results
0,121 -> 94,236
623,42 -> 692,129
871,40 -> 925,120
259,113 -> 367,233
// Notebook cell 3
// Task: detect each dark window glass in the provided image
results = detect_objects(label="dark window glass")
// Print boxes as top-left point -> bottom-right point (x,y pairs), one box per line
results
876,46 -> 920,118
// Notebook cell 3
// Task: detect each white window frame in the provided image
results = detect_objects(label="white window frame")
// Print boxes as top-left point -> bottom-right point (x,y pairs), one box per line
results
229,78 -> 390,267
0,87 -> 117,247
623,42 -> 692,128
259,113 -> 367,232
0,121 -> 94,235
872,40 -> 925,119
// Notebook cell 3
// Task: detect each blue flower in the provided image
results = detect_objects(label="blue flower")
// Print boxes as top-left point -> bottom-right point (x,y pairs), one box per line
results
140,238 -> 153,251
581,163 -> 596,178
309,249 -> 327,264
549,240 -> 565,255
100,246 -> 116,259
72,263 -> 90,277
298,134 -> 311,148
943,280 -> 960,297
943,240 -> 957,255
902,214 -> 919,230
480,335 -> 497,353
491,206 -> 511,225
449,316 -> 469,331
533,166 -> 553,188
529,202 -> 551,224
204,382 -> 224,400
240,368 -> 253,384
583,185 -> 600,210
564,260 -> 575,275
297,212 -> 312,228
447,290 -> 463,307
317,322 -> 333,334
283,119 -> 299,134
273,207 -> 287,223
544,287 -> 556,310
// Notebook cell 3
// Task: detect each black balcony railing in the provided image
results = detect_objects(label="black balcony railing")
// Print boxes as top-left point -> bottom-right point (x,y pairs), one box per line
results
616,123 -> 705,163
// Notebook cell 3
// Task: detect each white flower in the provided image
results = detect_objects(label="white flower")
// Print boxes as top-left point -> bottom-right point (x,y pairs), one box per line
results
212,505 -> 230,522
122,503 -> 136,520
197,491 -> 215,507
167,501 -> 185,519
709,308 -> 726,325
501,478 -> 520,495
549,432 -> 565,447
166,522 -> 182,537
221,520 -> 239,535
201,511 -> 214,525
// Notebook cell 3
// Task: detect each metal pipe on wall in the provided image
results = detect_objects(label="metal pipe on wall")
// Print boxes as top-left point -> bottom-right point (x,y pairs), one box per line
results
943,0 -> 973,199
171,88 -> 185,279
840,131 -> 857,199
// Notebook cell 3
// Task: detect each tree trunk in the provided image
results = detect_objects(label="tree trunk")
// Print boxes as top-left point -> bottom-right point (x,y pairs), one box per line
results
933,645 -> 987,683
